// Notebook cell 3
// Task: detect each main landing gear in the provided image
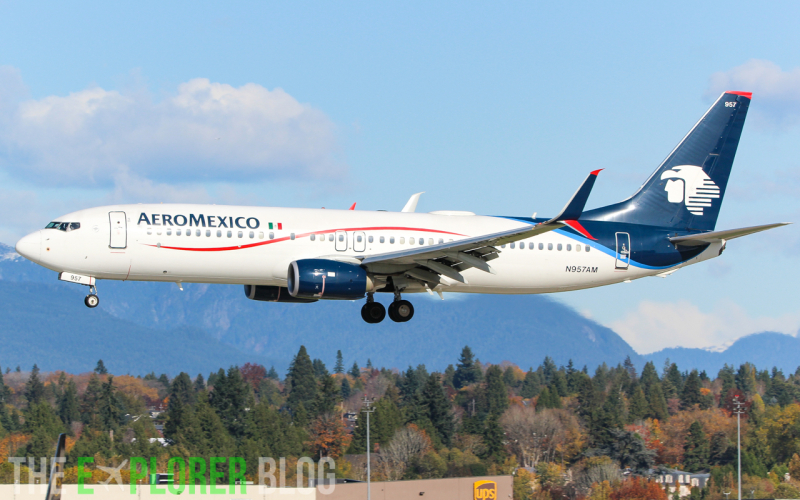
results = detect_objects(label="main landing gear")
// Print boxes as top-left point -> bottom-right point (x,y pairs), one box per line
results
84,285 -> 99,308
361,291 -> 414,323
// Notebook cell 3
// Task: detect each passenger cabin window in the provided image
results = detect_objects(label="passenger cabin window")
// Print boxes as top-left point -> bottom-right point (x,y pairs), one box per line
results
566,244 -> 572,251
529,242 -> 534,249
270,232 -> 275,239
195,229 -> 201,236
177,229 -> 182,236
548,243 -> 553,250
399,237 -> 405,244
368,236 -> 374,243
310,234 -> 316,241
238,231 -> 243,238
216,230 -> 222,237
147,228 -> 152,235
338,234 -> 344,242
357,235 -> 363,242
501,244 -> 506,248
510,242 -> 515,249
585,245 -> 590,252
167,229 -> 172,236
390,237 -> 395,244
557,244 -> 562,251
576,244 -> 581,252
380,236 -> 385,243
227,230 -> 232,238
538,243 -> 543,250
328,234 -> 334,241
259,232 -> 264,239
439,238 -> 444,244
206,230 -> 211,237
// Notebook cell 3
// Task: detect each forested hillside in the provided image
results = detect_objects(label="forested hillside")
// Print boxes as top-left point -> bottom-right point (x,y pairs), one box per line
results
1,347 -> 800,500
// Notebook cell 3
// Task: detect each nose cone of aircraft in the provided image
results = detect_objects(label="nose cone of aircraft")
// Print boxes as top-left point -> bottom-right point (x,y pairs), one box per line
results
16,230 -> 42,263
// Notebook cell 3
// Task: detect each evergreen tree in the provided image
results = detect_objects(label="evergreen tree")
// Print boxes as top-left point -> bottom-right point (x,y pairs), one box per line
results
718,365 -> 736,407
681,370 -> 703,409
666,363 -> 684,396
25,364 -> 45,406
683,421 -> 710,472
575,372 -> 598,419
194,373 -> 206,392
482,414 -> 507,462
623,356 -> 638,380
267,366 -> 279,380
443,364 -> 456,389
484,365 -> 509,416
420,374 -> 455,445
0,365 -> 10,403
312,375 -> 340,416
81,374 -> 102,427
334,350 -> 344,374
366,359 -> 373,369
94,359 -> 108,375
287,346 -> 318,412
647,381 -> 669,420
503,366 -> 517,388
640,361 -> 660,388
57,379 -> 80,427
627,383 -> 649,423
340,378 -> 352,399
158,373 -> 170,388
97,376 -> 123,431
552,370 -> 569,397
348,362 -> 360,379
542,356 -> 558,384
171,372 -> 196,406
209,366 -> 250,438
521,369 -> 541,399
735,363 -> 756,396
373,396 -> 403,447
453,346 -> 482,388
312,359 -> 329,378
537,387 -> 554,410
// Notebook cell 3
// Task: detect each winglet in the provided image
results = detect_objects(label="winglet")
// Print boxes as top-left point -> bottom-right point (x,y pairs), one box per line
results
402,192 -> 424,212
545,170 -> 601,224
349,203 -> 356,210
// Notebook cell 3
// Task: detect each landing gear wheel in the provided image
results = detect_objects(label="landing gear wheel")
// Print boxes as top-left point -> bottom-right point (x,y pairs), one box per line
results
361,302 -> 386,323
84,294 -> 99,308
388,300 -> 414,322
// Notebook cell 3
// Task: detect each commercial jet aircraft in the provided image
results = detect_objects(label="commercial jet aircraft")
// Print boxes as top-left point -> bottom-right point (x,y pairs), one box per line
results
15,91 -> 789,323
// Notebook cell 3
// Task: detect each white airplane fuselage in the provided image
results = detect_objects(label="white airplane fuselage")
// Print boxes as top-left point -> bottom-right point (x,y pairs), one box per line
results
17,204 -> 719,295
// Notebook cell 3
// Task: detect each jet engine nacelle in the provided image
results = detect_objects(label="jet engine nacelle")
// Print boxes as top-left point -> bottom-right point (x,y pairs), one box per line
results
244,285 -> 318,303
287,259 -> 369,300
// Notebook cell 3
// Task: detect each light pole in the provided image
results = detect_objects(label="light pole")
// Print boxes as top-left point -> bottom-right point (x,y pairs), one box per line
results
732,395 -> 746,500
361,396 -> 376,500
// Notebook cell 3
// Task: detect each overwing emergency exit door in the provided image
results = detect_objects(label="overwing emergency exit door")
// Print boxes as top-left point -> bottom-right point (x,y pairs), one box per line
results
353,231 -> 366,252
109,211 -> 127,249
335,230 -> 347,252
615,232 -> 630,269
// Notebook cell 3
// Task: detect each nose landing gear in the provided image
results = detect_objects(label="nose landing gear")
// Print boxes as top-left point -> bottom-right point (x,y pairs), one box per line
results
84,285 -> 99,308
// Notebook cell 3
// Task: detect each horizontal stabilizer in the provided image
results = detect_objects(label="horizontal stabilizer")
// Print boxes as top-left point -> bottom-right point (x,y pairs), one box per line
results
546,170 -> 601,223
669,222 -> 790,247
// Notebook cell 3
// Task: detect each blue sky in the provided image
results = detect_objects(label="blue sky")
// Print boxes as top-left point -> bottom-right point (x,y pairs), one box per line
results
2,1 -> 799,353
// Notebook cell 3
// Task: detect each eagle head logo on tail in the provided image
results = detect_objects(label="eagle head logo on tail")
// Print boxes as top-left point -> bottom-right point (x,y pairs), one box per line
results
660,165 -> 720,215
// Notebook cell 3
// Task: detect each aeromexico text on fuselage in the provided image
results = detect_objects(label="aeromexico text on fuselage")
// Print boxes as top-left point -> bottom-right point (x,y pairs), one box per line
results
137,213 -> 261,230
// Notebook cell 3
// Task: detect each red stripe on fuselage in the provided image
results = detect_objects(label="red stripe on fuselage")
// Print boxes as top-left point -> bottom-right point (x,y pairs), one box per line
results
562,220 -> 597,240
146,226 -> 467,252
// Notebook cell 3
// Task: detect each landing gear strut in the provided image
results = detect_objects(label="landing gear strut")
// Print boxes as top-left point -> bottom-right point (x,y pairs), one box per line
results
388,290 -> 414,323
84,285 -> 99,308
361,293 -> 386,323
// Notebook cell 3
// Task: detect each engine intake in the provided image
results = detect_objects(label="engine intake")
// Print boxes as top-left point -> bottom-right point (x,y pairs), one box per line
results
244,285 -> 317,303
288,259 -> 368,300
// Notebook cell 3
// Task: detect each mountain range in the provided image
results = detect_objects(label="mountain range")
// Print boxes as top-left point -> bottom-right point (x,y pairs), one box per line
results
0,243 -> 796,377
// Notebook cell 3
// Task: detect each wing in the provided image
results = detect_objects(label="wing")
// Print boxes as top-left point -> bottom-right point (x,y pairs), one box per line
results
669,222 -> 790,247
359,171 -> 601,286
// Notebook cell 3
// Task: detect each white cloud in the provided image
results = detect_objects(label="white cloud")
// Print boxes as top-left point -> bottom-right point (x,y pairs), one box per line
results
707,59 -> 800,130
0,71 -> 344,189
609,299 -> 800,354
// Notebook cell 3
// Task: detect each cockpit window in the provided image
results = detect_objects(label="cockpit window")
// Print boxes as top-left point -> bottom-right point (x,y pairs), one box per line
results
45,222 -> 81,231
